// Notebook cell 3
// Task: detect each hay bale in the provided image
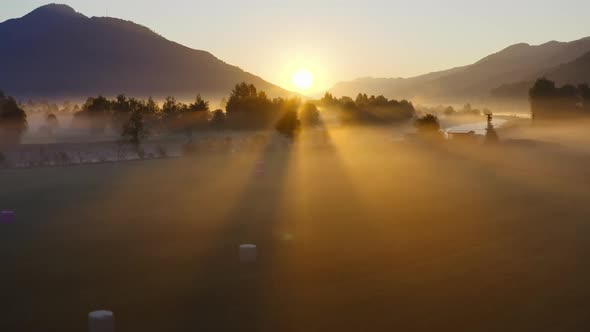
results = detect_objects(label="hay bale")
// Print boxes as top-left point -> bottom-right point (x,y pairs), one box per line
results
88,310 -> 114,332
239,244 -> 257,263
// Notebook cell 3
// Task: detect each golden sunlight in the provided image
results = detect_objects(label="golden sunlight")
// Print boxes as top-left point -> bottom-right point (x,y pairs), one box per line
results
292,69 -> 314,91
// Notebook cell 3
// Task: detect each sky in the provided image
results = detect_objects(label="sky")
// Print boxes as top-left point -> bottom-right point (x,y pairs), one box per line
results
2,0 -> 590,94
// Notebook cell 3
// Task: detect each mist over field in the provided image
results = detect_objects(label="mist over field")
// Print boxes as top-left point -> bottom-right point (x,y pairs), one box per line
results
4,122 -> 590,331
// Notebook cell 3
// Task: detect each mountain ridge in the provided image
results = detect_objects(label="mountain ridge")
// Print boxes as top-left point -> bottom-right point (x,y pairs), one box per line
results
330,37 -> 590,105
0,4 -> 292,100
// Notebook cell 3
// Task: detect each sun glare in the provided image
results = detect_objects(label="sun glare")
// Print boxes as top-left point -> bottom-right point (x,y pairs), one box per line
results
292,69 -> 314,91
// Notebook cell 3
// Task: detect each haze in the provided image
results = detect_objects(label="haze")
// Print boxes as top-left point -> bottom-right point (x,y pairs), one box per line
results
3,0 -> 590,94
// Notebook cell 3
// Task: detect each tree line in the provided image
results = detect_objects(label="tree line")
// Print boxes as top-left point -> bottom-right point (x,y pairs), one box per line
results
319,92 -> 415,124
530,78 -> 590,121
1,83 -> 423,150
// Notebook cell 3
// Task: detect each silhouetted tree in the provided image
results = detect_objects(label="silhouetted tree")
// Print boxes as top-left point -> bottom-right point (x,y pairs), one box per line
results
210,109 -> 226,130
444,106 -> 456,116
299,102 -> 321,127
0,91 -> 28,145
142,97 -> 161,132
320,92 -> 338,106
275,109 -> 300,139
161,96 -> 186,131
162,96 -> 183,120
529,77 -> 590,121
80,96 -> 111,133
46,113 -> 59,136
226,82 -> 275,129
112,94 -> 132,130
319,91 -> 415,125
121,109 -> 150,157
414,114 -> 442,140
184,94 -> 210,142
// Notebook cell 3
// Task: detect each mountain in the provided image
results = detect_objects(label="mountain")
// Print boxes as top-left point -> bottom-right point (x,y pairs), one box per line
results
544,50 -> 590,85
0,4 -> 292,100
330,37 -> 590,106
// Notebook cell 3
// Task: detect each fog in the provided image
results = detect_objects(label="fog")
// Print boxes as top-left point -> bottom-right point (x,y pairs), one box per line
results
3,116 -> 590,331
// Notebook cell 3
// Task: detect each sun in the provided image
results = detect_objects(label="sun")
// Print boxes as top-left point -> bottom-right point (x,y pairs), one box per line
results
292,69 -> 314,91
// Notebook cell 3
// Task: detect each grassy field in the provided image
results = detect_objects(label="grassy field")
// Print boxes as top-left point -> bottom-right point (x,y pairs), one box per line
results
2,134 -> 590,332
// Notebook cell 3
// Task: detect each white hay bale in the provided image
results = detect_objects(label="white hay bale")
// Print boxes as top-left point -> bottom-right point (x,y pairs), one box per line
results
88,310 -> 114,332
239,244 -> 257,263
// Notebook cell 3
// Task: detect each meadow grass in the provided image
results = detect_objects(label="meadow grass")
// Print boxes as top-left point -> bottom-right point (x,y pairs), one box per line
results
2,141 -> 590,332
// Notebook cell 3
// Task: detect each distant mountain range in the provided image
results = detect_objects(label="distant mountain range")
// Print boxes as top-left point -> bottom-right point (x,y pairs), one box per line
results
331,37 -> 590,107
0,4 -> 292,100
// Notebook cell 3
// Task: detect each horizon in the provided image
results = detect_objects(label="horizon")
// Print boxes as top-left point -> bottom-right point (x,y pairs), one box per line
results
2,1 -> 590,95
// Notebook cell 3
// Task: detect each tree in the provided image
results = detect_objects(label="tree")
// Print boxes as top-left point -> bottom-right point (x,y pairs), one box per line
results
529,78 -> 590,121
414,114 -> 442,139
144,97 -> 160,115
319,92 -> 415,125
46,113 -> 59,136
444,106 -> 456,116
161,96 -> 186,132
184,94 -> 210,142
210,109 -> 226,130
121,109 -> 150,157
190,95 -> 209,112
143,97 -> 161,132
0,91 -> 28,145
111,94 -> 131,130
275,109 -> 300,139
320,92 -> 337,106
81,96 -> 111,133
225,82 -> 274,129
162,96 -> 182,120
299,102 -> 321,127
